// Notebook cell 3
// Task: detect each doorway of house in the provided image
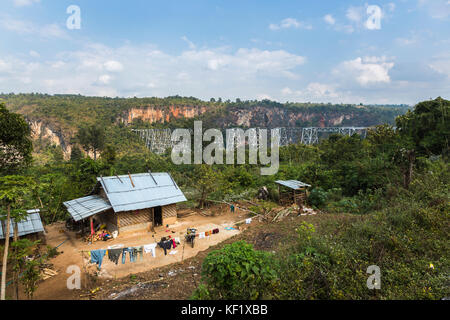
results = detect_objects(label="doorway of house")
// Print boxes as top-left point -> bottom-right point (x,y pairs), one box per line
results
153,206 -> 163,227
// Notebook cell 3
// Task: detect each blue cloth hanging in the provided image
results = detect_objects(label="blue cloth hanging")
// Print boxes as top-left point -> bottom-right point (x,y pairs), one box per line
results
90,249 -> 107,269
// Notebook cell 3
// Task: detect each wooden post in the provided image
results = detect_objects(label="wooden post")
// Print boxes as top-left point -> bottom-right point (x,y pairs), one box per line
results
128,172 -> 135,188
151,208 -> 155,232
89,216 -> 94,242
278,185 -> 280,204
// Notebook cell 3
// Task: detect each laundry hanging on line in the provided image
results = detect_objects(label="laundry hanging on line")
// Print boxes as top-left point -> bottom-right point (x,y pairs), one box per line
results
90,249 -> 106,269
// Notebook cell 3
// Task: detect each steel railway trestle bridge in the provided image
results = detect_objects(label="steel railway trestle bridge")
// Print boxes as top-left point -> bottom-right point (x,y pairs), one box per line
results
132,127 -> 369,154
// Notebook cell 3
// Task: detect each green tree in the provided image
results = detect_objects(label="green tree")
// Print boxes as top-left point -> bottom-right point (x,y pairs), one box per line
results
194,165 -> 221,208
76,124 -> 106,160
69,145 -> 83,162
9,239 -> 40,299
0,175 -> 34,300
0,103 -> 33,174
101,145 -> 117,166
396,97 -> 449,157
46,144 -> 65,164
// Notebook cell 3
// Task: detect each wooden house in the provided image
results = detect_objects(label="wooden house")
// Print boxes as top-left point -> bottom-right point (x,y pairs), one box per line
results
63,172 -> 187,235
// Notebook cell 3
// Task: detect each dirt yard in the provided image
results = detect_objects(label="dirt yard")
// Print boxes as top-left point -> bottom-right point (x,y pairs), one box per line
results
8,202 -> 323,300
90,211 -> 324,300
27,203 -> 248,300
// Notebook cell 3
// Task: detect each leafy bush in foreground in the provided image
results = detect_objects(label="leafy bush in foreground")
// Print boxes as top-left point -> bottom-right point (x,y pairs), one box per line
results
192,241 -> 277,300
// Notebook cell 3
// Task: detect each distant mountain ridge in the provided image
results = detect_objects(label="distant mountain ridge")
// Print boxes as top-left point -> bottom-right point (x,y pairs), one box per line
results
0,93 -> 410,158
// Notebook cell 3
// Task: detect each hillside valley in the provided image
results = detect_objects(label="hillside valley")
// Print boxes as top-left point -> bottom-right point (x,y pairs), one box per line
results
1,94 -> 410,159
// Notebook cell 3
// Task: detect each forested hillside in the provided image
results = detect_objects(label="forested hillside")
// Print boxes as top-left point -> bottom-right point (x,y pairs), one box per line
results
1,96 -> 447,300
0,93 -> 409,160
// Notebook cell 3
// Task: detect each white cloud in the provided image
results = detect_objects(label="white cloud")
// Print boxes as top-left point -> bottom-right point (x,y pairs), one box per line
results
2,41 -> 445,104
104,60 -> 124,72
281,87 -> 293,95
13,0 -> 40,7
29,50 -> 40,58
333,56 -> 395,86
0,60 -> 12,72
181,36 -> 196,49
51,61 -> 65,69
98,74 -> 112,84
281,83 -> 338,101
305,82 -> 338,98
269,18 -> 312,30
0,15 -> 68,39
429,54 -> 450,77
418,0 -> 450,20
0,43 -> 306,99
0,16 -> 33,33
257,93 -> 273,100
396,32 -> 419,46
324,14 -> 336,25
346,6 -> 364,23
40,24 -> 68,39
387,3 -> 396,12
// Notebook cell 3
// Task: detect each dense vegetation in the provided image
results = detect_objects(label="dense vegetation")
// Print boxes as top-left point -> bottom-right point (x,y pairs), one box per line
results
0,95 -> 448,300
190,97 -> 449,300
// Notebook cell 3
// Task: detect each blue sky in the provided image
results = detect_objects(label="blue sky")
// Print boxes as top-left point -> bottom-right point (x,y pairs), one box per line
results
0,0 -> 449,104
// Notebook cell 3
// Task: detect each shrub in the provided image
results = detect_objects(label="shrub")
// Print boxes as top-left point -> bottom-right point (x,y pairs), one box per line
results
307,187 -> 328,208
193,241 -> 277,300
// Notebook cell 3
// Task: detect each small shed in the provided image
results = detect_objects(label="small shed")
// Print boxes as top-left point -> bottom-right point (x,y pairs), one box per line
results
275,180 -> 311,207
0,209 -> 45,240
63,172 -> 187,235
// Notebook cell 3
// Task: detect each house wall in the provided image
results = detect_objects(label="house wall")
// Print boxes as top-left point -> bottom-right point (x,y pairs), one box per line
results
117,204 -> 177,233
162,204 -> 177,225
117,205 -> 178,234
117,208 -> 152,234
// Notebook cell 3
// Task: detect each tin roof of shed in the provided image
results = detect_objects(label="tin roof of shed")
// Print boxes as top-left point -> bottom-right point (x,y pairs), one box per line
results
275,180 -> 311,190
63,195 -> 112,222
0,210 -> 45,239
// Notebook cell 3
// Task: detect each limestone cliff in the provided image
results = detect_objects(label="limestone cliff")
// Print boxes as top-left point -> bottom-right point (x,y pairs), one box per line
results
121,105 -> 208,125
28,119 -> 73,159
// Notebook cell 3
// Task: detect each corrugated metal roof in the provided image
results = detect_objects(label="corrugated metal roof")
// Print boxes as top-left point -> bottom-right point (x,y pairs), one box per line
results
275,180 -> 311,190
98,172 -> 187,213
0,210 -> 45,239
63,195 -> 112,222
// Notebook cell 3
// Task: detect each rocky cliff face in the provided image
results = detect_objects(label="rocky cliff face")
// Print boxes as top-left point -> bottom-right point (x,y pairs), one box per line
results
26,104 -> 389,158
120,105 -> 208,124
223,106 -> 354,128
28,120 -> 73,159
120,104 -> 361,128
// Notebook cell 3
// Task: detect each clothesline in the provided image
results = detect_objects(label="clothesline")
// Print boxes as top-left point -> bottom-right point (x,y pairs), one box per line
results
79,217 -> 253,255
80,222 -> 250,271
79,245 -> 152,253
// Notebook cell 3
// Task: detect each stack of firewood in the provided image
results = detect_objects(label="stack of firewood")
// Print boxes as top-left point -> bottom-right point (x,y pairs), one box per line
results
40,267 -> 58,280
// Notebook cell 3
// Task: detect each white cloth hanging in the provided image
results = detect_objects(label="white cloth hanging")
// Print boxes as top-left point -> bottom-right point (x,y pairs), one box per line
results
144,243 -> 157,257
246,218 -> 252,224
199,232 -> 205,239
